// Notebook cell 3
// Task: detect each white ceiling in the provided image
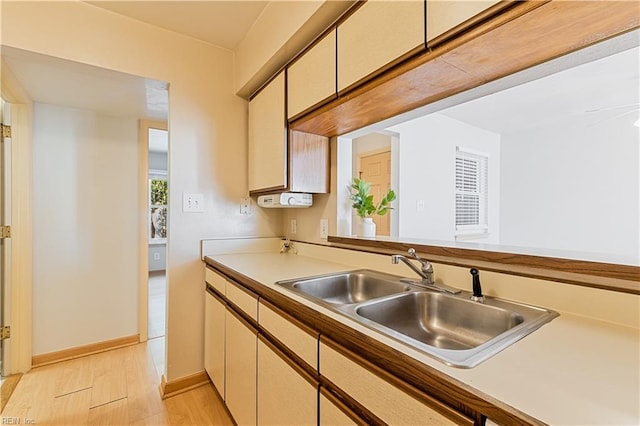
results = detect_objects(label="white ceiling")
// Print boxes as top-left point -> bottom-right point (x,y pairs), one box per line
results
1,1 -> 274,121
439,45 -> 640,134
86,1 -> 269,50
2,46 -> 169,121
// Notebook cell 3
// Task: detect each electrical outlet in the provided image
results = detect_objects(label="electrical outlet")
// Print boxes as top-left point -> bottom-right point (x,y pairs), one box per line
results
320,219 -> 329,239
240,197 -> 251,214
183,193 -> 204,212
416,200 -> 425,212
153,252 -> 160,261
290,219 -> 297,234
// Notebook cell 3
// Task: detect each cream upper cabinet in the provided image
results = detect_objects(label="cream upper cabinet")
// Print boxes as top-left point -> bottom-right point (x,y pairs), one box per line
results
248,71 -> 330,195
248,72 -> 287,193
287,29 -> 337,119
204,289 -> 225,398
427,0 -> 502,42
337,0 -> 425,92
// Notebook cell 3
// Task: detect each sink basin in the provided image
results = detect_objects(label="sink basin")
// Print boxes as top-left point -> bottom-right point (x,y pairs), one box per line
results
355,292 -> 524,350
276,270 -> 558,368
276,269 -> 410,305
347,291 -> 558,367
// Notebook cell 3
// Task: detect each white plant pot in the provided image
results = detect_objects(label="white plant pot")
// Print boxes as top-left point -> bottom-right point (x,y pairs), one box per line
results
358,217 -> 376,238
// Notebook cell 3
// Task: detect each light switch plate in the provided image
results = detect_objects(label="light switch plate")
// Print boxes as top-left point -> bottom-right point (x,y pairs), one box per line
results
240,197 -> 251,214
183,193 -> 204,212
320,219 -> 329,239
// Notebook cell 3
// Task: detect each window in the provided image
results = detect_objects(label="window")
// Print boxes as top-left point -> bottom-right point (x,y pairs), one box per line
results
149,173 -> 167,242
455,148 -> 488,236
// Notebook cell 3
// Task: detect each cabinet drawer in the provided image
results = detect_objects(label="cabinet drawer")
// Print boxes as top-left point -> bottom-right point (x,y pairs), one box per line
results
320,340 -> 472,425
205,267 -> 226,295
226,280 -> 258,321
337,0 -> 425,92
259,301 -> 318,369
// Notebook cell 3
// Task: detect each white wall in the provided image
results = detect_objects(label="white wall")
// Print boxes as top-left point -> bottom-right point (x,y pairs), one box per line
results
2,1 -> 282,380
149,151 -> 167,171
389,113 -> 501,243
500,115 -> 639,263
32,103 -> 138,354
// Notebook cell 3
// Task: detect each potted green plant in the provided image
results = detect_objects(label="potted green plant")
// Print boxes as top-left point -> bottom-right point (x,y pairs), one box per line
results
350,177 -> 396,238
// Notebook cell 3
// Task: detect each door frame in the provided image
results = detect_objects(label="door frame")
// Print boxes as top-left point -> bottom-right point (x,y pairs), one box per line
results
354,134 -> 400,238
138,120 -> 168,343
1,61 -> 34,374
357,148 -> 392,236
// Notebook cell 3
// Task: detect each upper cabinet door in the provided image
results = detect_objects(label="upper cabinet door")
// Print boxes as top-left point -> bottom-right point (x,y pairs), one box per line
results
426,1 -> 502,42
248,72 -> 287,192
337,0 -> 425,93
288,29 -> 337,120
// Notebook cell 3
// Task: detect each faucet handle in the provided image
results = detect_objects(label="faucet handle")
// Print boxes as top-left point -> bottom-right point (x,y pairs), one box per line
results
470,268 -> 485,303
407,248 -> 418,258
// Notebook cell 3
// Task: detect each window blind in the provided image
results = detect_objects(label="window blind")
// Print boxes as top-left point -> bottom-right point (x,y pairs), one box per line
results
455,148 -> 488,231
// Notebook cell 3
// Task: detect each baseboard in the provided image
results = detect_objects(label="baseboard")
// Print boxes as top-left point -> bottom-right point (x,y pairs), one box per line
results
159,371 -> 210,400
31,334 -> 140,367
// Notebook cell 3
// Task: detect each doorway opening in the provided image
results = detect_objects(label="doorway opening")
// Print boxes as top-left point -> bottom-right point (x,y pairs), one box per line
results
349,131 -> 400,238
143,122 -> 168,379
1,46 -> 169,384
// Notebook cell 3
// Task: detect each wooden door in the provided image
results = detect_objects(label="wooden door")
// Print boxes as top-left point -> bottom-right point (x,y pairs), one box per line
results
359,150 -> 391,236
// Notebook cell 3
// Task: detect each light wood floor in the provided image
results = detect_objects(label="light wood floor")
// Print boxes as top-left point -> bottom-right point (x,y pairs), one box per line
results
1,342 -> 234,425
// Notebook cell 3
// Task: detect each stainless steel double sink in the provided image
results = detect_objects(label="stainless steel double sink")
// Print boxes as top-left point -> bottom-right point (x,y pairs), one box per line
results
276,269 -> 558,368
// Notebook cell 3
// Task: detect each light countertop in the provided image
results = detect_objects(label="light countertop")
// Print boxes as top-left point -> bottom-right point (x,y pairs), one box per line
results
205,251 -> 640,425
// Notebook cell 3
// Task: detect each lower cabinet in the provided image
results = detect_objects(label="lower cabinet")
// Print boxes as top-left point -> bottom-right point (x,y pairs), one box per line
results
257,336 -> 318,425
204,288 -> 225,397
205,265 -> 474,425
225,308 -> 257,426
319,388 -> 358,426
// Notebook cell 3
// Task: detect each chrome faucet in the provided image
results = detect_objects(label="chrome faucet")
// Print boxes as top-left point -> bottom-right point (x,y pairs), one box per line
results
391,248 -> 434,283
391,248 -> 460,294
